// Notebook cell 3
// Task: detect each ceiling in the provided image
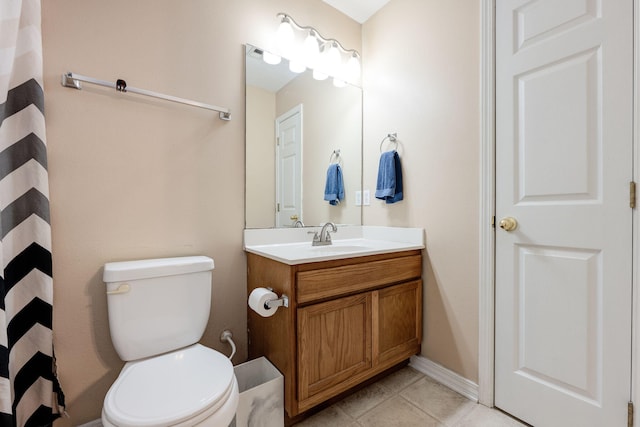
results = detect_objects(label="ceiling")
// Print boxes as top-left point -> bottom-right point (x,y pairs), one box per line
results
321,0 -> 391,23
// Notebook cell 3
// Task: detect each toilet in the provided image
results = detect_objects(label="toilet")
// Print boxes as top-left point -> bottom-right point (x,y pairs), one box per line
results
101,256 -> 239,427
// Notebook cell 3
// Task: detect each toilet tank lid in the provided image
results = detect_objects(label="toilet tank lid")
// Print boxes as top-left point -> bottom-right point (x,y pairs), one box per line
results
103,256 -> 214,283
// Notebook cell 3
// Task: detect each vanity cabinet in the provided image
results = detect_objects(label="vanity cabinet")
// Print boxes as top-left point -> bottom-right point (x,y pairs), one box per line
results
246,250 -> 422,418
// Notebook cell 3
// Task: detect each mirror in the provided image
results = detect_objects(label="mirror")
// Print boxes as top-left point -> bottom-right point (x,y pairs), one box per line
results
245,44 -> 362,228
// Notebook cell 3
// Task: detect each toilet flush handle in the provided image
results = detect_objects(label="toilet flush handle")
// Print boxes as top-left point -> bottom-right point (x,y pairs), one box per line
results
107,283 -> 131,295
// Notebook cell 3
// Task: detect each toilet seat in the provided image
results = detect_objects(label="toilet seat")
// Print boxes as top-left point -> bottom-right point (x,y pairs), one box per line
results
102,344 -> 237,427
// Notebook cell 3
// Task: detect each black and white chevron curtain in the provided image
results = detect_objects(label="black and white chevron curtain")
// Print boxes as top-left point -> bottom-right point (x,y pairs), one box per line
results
0,1 -> 65,426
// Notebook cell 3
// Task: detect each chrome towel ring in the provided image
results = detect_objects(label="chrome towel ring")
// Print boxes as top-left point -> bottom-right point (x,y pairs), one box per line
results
379,133 -> 398,152
329,149 -> 342,165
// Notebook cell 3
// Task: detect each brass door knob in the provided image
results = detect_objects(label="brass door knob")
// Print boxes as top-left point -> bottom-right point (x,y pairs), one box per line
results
290,214 -> 299,221
499,217 -> 518,232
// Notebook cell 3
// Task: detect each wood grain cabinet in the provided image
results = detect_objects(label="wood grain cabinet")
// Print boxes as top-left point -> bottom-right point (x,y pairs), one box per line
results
247,250 -> 422,418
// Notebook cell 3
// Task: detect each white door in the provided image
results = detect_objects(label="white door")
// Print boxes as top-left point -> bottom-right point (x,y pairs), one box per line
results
275,105 -> 302,227
494,1 -> 633,426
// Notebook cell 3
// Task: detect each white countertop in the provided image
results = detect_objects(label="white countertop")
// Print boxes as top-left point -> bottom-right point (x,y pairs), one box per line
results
243,226 -> 425,265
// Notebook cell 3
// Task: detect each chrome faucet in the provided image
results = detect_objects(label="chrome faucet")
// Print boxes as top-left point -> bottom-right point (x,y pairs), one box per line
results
312,222 -> 337,246
292,220 -> 305,228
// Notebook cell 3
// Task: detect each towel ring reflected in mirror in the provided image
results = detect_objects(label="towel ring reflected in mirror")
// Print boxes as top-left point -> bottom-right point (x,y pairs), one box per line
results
380,133 -> 398,152
329,149 -> 343,165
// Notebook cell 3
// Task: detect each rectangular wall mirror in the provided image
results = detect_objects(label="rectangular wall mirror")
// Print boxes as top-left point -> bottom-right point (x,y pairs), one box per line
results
245,44 -> 363,228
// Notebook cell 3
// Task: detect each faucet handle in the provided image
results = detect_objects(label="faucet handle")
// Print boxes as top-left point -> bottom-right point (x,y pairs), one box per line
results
307,231 -> 320,243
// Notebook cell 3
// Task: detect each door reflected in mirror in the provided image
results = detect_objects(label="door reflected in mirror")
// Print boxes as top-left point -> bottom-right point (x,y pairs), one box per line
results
245,44 -> 363,228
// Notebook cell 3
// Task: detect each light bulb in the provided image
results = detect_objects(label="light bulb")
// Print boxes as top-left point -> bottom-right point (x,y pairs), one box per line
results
315,43 -> 333,77
333,77 -> 347,88
277,17 -> 294,57
303,30 -> 320,68
313,69 -> 328,81
289,59 -> 306,73
262,50 -> 281,65
346,53 -> 361,81
327,42 -> 341,75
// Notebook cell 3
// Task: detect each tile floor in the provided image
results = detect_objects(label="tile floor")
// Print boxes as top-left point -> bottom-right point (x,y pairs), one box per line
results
293,367 -> 528,427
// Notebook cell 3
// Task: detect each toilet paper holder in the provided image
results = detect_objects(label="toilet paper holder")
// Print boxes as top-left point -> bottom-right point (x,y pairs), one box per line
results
264,288 -> 289,310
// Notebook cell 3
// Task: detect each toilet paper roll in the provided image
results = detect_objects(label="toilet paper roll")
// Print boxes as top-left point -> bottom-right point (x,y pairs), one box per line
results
248,287 -> 279,317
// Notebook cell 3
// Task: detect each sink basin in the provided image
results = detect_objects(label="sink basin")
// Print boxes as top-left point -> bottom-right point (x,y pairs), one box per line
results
310,245 -> 371,253
244,238 -> 424,265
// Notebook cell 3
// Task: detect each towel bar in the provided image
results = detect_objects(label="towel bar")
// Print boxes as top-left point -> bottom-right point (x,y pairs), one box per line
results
61,72 -> 231,120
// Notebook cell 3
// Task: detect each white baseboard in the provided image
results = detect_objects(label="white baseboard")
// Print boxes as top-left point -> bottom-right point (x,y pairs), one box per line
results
409,355 -> 479,402
77,420 -> 102,427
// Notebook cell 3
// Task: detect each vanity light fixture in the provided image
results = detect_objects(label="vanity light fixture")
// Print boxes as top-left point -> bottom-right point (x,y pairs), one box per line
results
272,13 -> 361,86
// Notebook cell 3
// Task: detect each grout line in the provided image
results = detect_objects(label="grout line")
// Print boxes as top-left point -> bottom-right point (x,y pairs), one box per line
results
396,393 -> 445,425
352,371 -> 441,425
366,369 -> 427,415
333,403 -> 354,420
397,377 -> 477,427
343,382 -> 396,419
396,383 -> 452,425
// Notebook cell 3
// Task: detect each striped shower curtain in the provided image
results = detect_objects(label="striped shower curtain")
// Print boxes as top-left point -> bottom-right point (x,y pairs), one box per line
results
0,1 -> 65,426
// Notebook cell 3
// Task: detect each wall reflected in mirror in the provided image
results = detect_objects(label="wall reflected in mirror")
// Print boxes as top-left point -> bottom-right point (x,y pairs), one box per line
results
245,44 -> 363,228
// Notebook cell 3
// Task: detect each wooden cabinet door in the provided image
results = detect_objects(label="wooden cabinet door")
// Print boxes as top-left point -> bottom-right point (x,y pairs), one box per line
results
297,293 -> 372,410
374,279 -> 422,368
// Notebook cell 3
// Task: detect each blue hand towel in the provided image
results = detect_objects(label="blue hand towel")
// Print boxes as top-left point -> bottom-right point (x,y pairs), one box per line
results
324,163 -> 345,206
375,150 -> 403,204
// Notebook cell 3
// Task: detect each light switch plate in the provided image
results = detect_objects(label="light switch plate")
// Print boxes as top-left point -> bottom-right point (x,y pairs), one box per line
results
355,190 -> 362,206
363,190 -> 370,205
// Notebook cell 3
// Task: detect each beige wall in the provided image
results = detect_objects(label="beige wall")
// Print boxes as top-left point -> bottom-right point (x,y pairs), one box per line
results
363,0 -> 481,382
276,73 -> 362,227
246,85 -> 276,228
43,0 -> 482,424
42,1 -> 361,425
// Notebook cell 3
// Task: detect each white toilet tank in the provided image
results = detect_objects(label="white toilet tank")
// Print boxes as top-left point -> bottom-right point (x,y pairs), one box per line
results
103,256 -> 214,361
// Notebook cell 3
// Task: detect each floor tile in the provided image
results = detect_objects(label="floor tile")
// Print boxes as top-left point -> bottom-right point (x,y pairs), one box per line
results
335,381 -> 395,418
454,404 -> 528,427
291,370 -> 524,427
400,377 -> 476,426
293,404 -> 354,427
357,396 -> 443,427
376,366 -> 424,393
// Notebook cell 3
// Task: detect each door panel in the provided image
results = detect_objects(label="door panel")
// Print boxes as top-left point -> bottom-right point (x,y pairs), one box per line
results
517,49 -> 600,203
276,105 -> 302,227
515,0 -> 599,51
495,0 -> 633,425
516,245 -> 601,401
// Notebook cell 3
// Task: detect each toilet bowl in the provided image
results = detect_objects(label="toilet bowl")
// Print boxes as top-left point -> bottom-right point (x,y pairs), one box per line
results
101,256 -> 238,427
102,344 -> 238,427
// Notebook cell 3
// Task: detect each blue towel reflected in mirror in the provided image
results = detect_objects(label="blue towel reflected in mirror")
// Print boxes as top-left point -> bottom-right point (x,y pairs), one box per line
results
324,163 -> 345,206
